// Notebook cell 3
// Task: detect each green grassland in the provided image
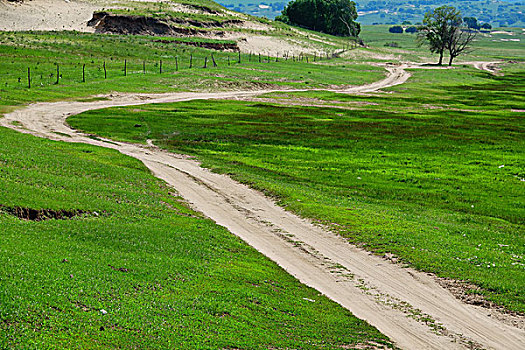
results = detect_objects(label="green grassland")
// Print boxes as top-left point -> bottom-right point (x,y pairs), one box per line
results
0,27 -> 390,350
0,124 -> 393,349
69,64 -> 525,312
1,17 -> 524,347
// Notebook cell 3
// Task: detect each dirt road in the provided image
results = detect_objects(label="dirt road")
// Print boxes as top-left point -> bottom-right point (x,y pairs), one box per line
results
2,64 -> 523,349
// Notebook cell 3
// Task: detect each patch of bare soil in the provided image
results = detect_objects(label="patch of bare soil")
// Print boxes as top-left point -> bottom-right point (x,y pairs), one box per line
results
0,0 -> 98,32
0,205 -> 91,221
154,38 -> 239,51
436,278 -> 525,330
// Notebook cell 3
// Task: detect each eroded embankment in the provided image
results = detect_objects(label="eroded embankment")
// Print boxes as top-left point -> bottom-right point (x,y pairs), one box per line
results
1,65 -> 523,350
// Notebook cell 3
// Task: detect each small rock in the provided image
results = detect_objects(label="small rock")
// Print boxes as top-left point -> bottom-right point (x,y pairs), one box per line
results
100,309 -> 107,315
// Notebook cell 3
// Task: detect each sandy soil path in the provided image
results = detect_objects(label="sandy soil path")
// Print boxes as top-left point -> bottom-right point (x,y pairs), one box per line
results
1,64 -> 523,350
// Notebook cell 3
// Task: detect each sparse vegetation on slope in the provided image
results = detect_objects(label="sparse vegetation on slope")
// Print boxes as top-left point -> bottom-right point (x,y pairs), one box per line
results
0,31 -> 382,116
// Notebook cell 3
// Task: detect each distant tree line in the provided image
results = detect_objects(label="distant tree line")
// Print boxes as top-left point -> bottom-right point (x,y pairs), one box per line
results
276,0 -> 361,37
388,25 -> 418,34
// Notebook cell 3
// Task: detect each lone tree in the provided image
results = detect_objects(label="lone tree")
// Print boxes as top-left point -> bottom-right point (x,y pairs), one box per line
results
276,0 -> 360,37
417,6 -> 475,66
446,26 -> 476,66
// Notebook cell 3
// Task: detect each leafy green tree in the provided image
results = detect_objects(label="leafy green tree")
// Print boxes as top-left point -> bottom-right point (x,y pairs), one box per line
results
417,6 -> 462,65
464,16 -> 480,30
405,26 -> 418,33
276,0 -> 360,37
389,25 -> 404,33
481,23 -> 492,30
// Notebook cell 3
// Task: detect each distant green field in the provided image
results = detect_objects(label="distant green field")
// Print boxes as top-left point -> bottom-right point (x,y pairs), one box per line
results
70,64 -> 525,312
359,25 -> 525,62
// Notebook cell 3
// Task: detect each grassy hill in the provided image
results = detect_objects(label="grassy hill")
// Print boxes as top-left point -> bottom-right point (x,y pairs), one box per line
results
218,0 -> 525,26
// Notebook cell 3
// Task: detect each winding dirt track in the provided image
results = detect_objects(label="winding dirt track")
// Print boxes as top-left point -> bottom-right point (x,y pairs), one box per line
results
2,65 -> 524,349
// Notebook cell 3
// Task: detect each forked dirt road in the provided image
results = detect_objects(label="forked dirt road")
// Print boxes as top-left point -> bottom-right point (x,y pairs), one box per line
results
2,64 -> 523,349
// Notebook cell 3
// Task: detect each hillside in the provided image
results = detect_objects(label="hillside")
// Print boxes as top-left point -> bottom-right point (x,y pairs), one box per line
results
0,0 -> 349,55
218,0 -> 525,26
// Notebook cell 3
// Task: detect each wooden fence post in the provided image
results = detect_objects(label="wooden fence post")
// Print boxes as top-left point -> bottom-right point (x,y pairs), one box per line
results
124,59 -> 127,76
238,51 -> 241,64
143,60 -> 145,74
82,63 -> 85,83
160,60 -> 162,74
56,64 -> 59,84
175,56 -> 178,71
27,67 -> 31,89
190,54 -> 193,69
103,61 -> 107,79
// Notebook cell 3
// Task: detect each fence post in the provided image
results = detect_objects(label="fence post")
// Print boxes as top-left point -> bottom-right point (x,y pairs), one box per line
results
56,64 -> 59,84
259,53 -> 261,63
82,63 -> 85,83
124,59 -> 127,76
27,67 -> 31,89
143,60 -> 145,74
238,51 -> 241,64
160,60 -> 162,74
190,54 -> 193,69
103,61 -> 107,79
228,56 -> 230,66
175,56 -> 178,71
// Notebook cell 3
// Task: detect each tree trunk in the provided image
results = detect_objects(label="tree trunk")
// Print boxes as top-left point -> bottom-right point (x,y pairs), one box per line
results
438,51 -> 443,65
448,55 -> 454,66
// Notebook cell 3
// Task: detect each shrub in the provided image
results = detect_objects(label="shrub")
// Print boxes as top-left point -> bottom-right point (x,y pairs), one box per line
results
389,26 -> 403,33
